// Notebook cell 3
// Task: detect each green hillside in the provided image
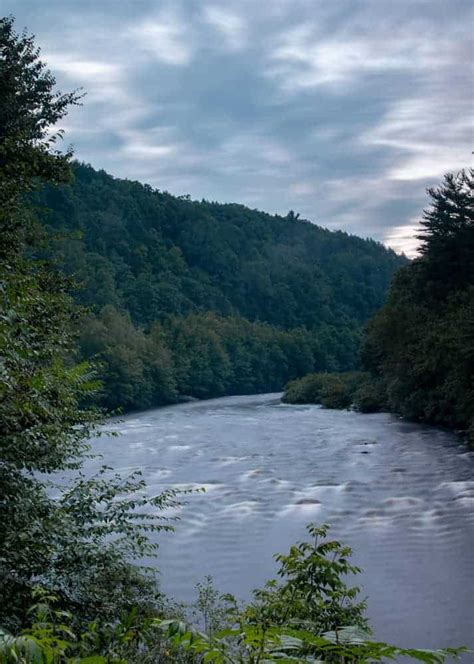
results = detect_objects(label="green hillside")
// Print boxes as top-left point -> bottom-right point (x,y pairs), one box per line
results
282,170 -> 474,442
33,163 -> 406,410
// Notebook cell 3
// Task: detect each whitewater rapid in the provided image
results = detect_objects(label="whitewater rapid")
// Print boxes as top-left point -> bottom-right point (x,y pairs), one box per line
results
88,394 -> 474,650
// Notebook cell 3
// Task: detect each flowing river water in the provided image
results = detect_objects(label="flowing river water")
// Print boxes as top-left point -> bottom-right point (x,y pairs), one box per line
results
89,393 -> 474,651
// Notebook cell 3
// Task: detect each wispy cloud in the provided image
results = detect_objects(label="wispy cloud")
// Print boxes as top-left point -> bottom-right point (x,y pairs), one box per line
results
129,10 -> 195,65
202,6 -> 246,51
363,98 -> 472,181
384,220 -> 421,258
6,0 -> 473,256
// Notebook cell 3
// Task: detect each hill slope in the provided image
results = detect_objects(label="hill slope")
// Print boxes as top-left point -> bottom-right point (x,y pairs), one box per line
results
363,170 -> 474,435
33,162 -> 406,410
282,170 -> 474,442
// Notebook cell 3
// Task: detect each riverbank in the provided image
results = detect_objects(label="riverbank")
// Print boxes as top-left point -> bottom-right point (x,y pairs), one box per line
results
283,371 -> 473,448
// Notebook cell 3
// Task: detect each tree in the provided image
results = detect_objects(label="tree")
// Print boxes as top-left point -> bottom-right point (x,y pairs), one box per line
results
0,15 -> 81,257
0,16 -> 178,632
1,15 -> 85,624
417,170 -> 474,295
362,169 -> 474,436
79,306 -> 178,410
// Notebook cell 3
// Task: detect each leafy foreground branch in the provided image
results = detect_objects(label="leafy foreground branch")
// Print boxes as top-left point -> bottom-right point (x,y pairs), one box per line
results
0,526 -> 467,663
155,621 -> 464,664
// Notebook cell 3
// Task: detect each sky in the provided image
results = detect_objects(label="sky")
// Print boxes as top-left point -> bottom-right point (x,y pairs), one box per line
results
4,0 -> 473,256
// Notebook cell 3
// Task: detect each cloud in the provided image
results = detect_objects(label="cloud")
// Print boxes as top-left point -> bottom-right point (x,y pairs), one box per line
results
268,34 -> 413,92
363,98 -> 472,181
5,0 -> 473,257
44,55 -> 120,81
384,221 -> 421,258
265,11 -> 456,94
121,140 -> 178,160
202,6 -> 246,50
289,181 -> 315,196
129,10 -> 194,65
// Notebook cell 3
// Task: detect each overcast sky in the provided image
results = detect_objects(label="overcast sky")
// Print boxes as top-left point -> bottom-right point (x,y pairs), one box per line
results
5,0 -> 473,255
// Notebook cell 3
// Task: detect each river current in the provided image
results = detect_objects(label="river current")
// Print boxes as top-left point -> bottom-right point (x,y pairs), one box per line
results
88,393 -> 474,651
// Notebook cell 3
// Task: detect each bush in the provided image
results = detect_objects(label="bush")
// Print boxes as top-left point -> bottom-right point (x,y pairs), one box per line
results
2,525 -> 465,663
282,373 -> 331,404
353,379 -> 387,413
320,376 -> 353,409
283,371 -> 384,412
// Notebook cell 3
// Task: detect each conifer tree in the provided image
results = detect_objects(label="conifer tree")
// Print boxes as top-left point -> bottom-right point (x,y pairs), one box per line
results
417,169 -> 474,294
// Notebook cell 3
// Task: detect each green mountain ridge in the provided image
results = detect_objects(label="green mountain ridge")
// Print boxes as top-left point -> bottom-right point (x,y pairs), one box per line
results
33,162 -> 407,411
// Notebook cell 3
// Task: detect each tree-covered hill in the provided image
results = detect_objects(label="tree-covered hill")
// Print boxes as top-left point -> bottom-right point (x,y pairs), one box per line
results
363,170 -> 474,436
283,170 -> 474,443
36,163 -> 404,328
32,163 -> 406,410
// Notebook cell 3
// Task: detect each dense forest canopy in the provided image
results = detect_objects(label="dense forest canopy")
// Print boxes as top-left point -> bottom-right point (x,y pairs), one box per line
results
284,169 -> 474,443
363,169 -> 474,435
31,162 -> 406,410
36,163 -> 404,328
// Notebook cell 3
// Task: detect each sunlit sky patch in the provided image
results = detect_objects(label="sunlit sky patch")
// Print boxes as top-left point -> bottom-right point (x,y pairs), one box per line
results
5,0 -> 473,257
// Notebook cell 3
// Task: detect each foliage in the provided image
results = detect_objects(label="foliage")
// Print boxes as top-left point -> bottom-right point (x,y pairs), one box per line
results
152,525 -> 466,662
0,256 -> 181,632
191,576 -> 231,637
362,170 -> 474,437
282,372 -> 371,410
0,16 -> 81,258
36,162 -> 404,330
352,378 -> 387,413
244,524 -> 368,635
416,170 -> 474,296
155,619 -> 465,664
164,313 -> 322,400
0,588 -> 165,663
76,307 -> 362,411
27,160 -> 405,412
1,528 -> 467,663
0,15 -> 181,634
284,170 -> 474,434
78,306 -> 177,411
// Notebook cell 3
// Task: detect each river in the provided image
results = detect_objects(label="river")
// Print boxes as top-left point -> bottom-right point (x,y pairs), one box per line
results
89,393 -> 474,651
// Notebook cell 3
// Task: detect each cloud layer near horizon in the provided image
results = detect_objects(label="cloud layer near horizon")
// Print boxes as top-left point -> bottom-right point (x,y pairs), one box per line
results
5,0 -> 473,255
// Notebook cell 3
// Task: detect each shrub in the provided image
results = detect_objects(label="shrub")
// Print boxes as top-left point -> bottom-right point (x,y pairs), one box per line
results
283,371 -> 382,412
3,526 -> 466,663
320,376 -> 353,409
353,379 -> 387,413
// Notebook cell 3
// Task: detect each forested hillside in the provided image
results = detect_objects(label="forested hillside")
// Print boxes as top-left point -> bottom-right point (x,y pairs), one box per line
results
363,170 -> 474,436
283,170 -> 474,443
33,163 -> 405,410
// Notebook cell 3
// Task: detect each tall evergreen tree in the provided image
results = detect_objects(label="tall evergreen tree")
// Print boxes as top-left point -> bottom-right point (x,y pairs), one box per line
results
417,169 -> 474,294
